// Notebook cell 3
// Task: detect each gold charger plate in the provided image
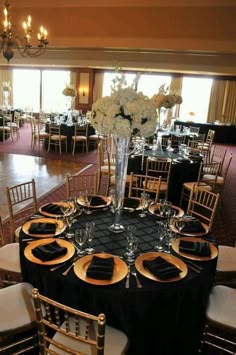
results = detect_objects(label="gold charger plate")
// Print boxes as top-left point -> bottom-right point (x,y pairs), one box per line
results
172,237 -> 218,261
39,201 -> 74,217
74,253 -> 128,286
135,252 -> 188,283
170,220 -> 209,237
24,238 -> 75,265
77,195 -> 111,209
22,217 -> 66,238
148,203 -> 184,218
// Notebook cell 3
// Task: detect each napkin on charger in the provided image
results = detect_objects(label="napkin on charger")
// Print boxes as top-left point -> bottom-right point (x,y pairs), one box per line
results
179,240 -> 211,257
86,256 -> 114,280
32,241 -> 67,261
41,203 -> 64,215
89,196 -> 105,206
123,198 -> 140,209
28,222 -> 57,235
143,256 -> 181,280
178,217 -> 206,233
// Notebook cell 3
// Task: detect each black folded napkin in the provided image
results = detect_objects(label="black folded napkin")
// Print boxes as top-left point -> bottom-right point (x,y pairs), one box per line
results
32,241 -> 67,261
41,203 -> 64,215
28,222 -> 56,235
143,256 -> 181,280
123,198 -> 140,209
86,256 -> 114,280
179,240 -> 211,257
89,196 -> 105,206
179,218 -> 205,233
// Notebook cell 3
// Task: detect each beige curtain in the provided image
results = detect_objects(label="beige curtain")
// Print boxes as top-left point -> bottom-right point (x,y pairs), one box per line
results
169,76 -> 183,118
70,71 -> 77,109
207,79 -> 226,123
93,72 -> 104,103
222,81 -> 236,125
0,69 -> 13,108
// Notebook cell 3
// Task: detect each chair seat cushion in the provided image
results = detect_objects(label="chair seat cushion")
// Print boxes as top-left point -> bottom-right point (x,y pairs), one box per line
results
0,243 -> 21,273
0,282 -> 35,332
207,285 -> 236,329
50,316 -> 128,355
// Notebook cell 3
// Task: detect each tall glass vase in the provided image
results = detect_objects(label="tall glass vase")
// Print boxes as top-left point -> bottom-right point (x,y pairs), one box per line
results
108,136 -> 130,233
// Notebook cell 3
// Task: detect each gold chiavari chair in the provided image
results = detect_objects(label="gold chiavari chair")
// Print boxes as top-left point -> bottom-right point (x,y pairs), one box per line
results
47,124 -> 68,154
32,288 -> 129,355
6,179 -> 38,242
0,282 -> 38,354
71,123 -> 88,154
128,172 -> 162,203
66,173 -> 99,199
200,285 -> 236,355
0,215 -> 21,286
186,185 -> 219,232
145,157 -> 172,200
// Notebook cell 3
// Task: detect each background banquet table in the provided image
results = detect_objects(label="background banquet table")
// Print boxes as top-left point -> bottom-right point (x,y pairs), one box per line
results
127,150 -> 201,205
19,209 -> 217,355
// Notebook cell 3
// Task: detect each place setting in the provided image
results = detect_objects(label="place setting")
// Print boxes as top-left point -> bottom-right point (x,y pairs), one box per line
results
39,201 -> 75,218
22,217 -> 66,238
76,190 -> 111,214
170,216 -> 209,237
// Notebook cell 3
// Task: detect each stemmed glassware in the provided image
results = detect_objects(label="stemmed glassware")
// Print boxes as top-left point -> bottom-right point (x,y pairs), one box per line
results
84,189 -> 93,215
154,222 -> 166,252
75,228 -> 88,256
124,226 -> 138,264
139,192 -> 150,218
85,221 -> 95,254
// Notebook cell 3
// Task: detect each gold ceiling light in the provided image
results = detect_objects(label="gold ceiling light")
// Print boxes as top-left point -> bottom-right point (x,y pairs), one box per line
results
0,0 -> 48,62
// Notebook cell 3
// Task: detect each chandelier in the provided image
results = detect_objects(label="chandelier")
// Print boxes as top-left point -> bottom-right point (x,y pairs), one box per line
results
0,0 -> 48,62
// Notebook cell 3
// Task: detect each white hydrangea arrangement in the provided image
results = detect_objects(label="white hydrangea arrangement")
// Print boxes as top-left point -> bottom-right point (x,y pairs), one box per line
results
152,84 -> 182,109
62,84 -> 76,97
2,81 -> 11,92
88,74 -> 157,138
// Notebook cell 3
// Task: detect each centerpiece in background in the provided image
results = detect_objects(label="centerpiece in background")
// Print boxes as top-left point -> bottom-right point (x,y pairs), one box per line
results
89,73 -> 157,233
62,83 -> 77,112
2,81 -> 11,109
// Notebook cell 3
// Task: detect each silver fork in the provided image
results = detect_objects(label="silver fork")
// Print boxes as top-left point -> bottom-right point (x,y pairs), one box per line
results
131,271 -> 143,288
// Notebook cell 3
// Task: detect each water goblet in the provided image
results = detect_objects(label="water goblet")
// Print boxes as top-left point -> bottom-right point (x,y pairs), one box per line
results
154,223 -> 166,252
124,235 -> 138,265
139,192 -> 150,218
75,228 -> 88,256
85,221 -> 95,254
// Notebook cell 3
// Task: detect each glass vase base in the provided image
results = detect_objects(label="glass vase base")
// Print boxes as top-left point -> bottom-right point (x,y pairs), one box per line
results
108,223 -> 125,234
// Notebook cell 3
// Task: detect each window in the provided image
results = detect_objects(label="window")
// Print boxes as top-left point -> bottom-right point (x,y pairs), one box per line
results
13,69 -> 40,112
180,77 -> 213,123
103,72 -> 136,97
137,74 -> 171,97
42,70 -> 70,113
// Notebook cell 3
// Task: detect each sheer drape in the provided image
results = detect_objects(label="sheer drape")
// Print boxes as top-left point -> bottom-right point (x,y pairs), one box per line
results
169,76 -> 183,118
70,71 -> 77,109
93,73 -> 104,103
0,70 -> 13,107
222,81 -> 236,125
207,79 -> 226,123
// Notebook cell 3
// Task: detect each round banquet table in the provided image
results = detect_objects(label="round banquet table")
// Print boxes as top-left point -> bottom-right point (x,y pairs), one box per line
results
19,209 -> 217,355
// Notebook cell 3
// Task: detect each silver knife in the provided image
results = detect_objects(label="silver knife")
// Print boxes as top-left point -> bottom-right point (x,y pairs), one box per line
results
125,266 -> 131,288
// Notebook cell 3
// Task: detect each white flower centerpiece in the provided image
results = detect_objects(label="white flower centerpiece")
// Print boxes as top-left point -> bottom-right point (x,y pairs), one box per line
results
62,84 -> 76,111
89,73 -> 157,232
2,81 -> 11,109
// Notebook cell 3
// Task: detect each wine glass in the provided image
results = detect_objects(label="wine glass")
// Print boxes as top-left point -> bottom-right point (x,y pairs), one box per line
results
176,217 -> 185,233
85,222 -> 95,254
60,204 -> 71,227
124,235 -> 138,265
154,223 -> 166,252
75,229 -> 88,256
139,192 -> 150,218
84,189 -> 93,215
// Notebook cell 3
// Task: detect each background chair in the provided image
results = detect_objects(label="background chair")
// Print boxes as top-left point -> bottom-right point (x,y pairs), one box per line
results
32,287 -> 129,355
200,285 -> 236,355
66,173 -> 99,199
210,145 -> 227,174
71,123 -> 88,154
145,157 -> 172,200
6,179 -> 38,242
128,173 -> 162,202
30,116 -> 50,150
0,115 -> 13,142
0,216 -> 21,287
186,185 -> 220,232
0,282 -> 37,354
200,129 -> 215,162
47,124 -> 68,154
215,245 -> 236,287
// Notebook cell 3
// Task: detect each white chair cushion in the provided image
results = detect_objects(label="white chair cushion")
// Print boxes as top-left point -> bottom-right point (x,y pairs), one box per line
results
217,245 -> 236,272
207,285 -> 236,329
50,316 -> 128,355
0,282 -> 35,332
0,243 -> 21,273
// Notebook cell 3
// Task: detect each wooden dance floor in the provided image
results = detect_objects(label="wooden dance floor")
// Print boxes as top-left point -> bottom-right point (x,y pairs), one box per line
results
0,153 -> 91,221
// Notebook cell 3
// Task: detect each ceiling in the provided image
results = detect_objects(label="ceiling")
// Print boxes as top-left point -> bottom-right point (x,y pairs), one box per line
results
0,0 -> 236,76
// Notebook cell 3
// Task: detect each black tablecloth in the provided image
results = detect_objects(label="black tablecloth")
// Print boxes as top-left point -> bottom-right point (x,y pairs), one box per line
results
19,210 -> 216,355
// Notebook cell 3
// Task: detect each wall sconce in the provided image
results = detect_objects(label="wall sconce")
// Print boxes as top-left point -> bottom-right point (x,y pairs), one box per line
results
78,87 -> 89,104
